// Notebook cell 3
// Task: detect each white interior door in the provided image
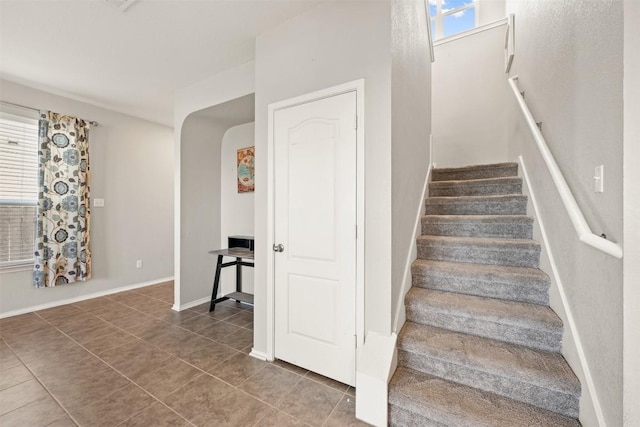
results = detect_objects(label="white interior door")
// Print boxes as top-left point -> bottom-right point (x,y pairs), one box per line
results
274,91 -> 357,386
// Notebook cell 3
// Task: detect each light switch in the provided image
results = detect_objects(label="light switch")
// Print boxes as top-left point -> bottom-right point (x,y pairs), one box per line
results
94,198 -> 105,207
594,165 -> 604,193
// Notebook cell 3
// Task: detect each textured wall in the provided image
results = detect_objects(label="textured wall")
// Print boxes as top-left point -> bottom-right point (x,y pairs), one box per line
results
623,0 -> 640,424
220,122 -> 255,296
432,23 -> 508,167
391,0 -> 432,331
505,1 -> 624,425
179,116 -> 228,305
254,1 -> 393,353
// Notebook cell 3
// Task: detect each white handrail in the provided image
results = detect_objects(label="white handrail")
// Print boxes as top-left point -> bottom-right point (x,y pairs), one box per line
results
508,76 -> 623,259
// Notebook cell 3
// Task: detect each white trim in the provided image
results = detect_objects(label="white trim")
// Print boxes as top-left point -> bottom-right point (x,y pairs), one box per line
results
173,120 -> 182,310
433,18 -> 508,46
355,331 -> 398,426
423,0 -> 435,63
171,294 -> 210,312
249,349 -> 269,361
0,276 -> 174,319
519,156 -> 606,426
266,79 -> 366,361
392,137 -> 432,333
509,77 -> 623,259
0,261 -> 34,273
504,13 -> 515,73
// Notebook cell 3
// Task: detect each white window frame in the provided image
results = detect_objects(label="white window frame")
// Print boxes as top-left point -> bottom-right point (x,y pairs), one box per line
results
431,0 -> 480,40
0,110 -> 39,271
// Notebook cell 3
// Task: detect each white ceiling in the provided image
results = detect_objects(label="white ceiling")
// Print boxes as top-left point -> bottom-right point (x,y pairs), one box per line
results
0,0 -> 324,126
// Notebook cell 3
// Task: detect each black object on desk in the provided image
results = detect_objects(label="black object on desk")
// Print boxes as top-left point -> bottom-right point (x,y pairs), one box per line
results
209,235 -> 255,312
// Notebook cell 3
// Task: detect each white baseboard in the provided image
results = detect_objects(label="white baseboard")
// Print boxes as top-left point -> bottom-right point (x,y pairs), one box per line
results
0,276 -> 175,319
519,156 -> 605,426
249,349 -> 270,361
172,295 -> 211,312
392,162 -> 432,333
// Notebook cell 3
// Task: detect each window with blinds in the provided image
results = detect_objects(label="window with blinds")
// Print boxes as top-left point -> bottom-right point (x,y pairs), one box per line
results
0,111 -> 39,268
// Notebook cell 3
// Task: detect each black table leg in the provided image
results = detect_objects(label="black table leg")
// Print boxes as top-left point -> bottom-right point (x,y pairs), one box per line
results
209,255 -> 223,312
235,257 -> 242,306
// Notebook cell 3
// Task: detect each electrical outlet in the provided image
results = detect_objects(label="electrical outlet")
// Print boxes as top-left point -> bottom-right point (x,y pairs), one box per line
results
594,165 -> 604,193
136,260 -> 143,268
94,198 -> 105,207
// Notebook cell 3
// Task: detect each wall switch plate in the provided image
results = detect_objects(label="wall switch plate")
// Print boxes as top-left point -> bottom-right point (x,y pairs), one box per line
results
594,165 -> 604,193
136,260 -> 143,268
94,198 -> 105,207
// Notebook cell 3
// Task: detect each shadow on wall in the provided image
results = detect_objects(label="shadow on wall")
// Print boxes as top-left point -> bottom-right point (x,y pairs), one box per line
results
178,93 -> 256,308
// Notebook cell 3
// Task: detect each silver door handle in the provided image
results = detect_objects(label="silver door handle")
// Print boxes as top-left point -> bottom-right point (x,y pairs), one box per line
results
273,243 -> 284,253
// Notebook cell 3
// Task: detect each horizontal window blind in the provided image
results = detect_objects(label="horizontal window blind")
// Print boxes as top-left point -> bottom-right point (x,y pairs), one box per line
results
0,111 -> 39,267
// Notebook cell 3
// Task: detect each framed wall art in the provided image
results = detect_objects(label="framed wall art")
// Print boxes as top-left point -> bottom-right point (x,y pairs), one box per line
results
237,146 -> 255,193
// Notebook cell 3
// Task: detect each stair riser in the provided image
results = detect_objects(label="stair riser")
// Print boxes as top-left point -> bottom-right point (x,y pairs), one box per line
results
405,304 -> 562,352
422,220 -> 533,239
429,182 -> 522,197
388,405 -> 445,427
417,243 -> 541,268
425,200 -> 527,215
412,272 -> 549,305
432,166 -> 518,182
398,350 -> 579,419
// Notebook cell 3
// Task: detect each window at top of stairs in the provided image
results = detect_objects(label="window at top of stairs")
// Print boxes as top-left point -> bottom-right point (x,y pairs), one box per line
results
429,0 -> 478,40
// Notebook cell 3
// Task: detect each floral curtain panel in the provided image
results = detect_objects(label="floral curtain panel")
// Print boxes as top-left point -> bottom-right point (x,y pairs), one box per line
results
34,112 -> 91,287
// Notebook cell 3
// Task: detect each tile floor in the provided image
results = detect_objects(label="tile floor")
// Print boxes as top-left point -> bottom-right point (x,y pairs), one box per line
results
0,281 -> 368,426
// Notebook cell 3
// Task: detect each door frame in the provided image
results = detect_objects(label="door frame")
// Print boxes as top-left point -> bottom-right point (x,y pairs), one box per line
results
265,79 -> 365,362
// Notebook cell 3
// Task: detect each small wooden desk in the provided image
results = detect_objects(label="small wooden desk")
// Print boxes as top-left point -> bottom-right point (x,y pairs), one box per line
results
208,248 -> 254,312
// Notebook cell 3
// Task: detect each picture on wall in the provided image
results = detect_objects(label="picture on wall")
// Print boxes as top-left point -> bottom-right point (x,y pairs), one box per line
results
237,146 -> 255,193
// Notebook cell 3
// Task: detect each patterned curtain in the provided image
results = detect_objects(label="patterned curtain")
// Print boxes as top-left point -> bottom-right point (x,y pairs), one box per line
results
34,112 -> 91,287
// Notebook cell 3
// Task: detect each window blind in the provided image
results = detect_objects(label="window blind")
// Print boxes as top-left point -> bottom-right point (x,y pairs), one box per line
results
0,111 -> 39,267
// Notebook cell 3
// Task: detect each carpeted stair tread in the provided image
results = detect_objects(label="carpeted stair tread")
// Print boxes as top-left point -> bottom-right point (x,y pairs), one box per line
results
397,322 -> 580,417
388,367 -> 580,427
425,194 -> 528,215
392,161 -> 580,423
422,214 -> 533,239
405,288 -> 562,352
411,259 -> 550,305
431,162 -> 519,182
416,235 -> 541,268
429,176 -> 522,197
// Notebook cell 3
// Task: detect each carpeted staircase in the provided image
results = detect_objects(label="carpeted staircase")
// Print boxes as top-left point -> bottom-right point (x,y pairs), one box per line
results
388,162 -> 581,426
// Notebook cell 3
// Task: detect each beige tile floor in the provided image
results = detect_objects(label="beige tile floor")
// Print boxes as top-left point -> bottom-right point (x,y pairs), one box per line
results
0,282 -> 368,427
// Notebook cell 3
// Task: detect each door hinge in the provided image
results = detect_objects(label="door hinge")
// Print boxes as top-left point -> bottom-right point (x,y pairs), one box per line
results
355,225 -> 357,239
354,115 -> 358,130
355,334 -> 358,349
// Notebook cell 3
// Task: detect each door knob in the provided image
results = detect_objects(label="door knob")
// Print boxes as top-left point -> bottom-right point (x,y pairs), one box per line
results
273,243 -> 284,253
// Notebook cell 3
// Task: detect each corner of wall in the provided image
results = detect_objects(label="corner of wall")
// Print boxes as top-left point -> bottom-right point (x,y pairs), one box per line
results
356,331 -> 398,426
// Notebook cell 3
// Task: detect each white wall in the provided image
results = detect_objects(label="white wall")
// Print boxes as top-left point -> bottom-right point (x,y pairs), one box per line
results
432,22 -> 508,167
623,1 -> 640,425
478,0 -> 505,24
254,0 -> 393,355
505,1 -> 624,425
220,122 -> 255,296
178,116 -> 228,305
0,80 -> 174,316
390,0 -> 432,331
173,61 -> 255,309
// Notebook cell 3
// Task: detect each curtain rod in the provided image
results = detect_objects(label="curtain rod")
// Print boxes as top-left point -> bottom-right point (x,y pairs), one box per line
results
0,100 -> 99,127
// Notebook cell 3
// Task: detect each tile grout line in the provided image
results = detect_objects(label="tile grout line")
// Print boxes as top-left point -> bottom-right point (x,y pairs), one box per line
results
4,314 -> 80,426
32,309 -> 195,427
39,297 -> 273,426
4,288 -> 328,427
